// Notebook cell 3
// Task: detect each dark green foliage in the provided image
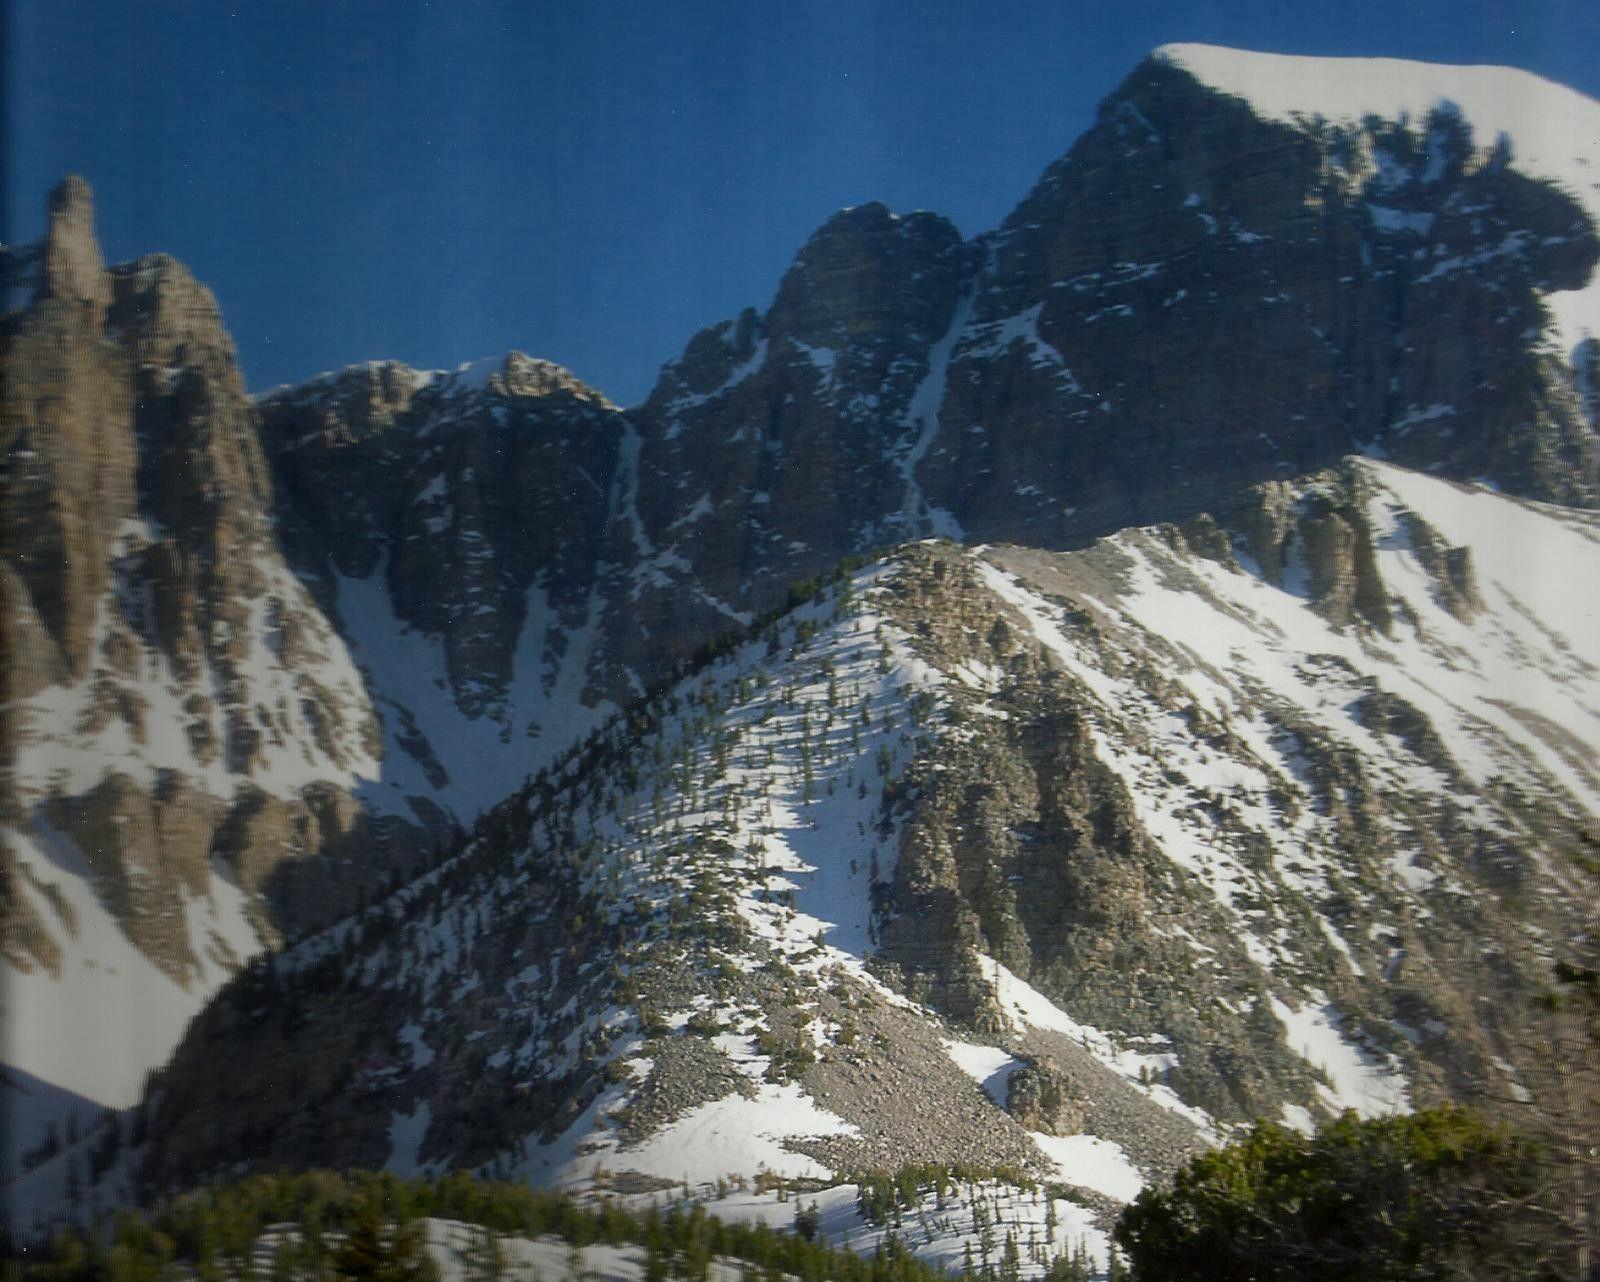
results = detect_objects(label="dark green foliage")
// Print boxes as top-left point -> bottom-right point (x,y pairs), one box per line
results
10,1169 -> 1021,1282
1041,1241 -> 1095,1282
752,1027 -> 815,1080
852,1164 -> 1036,1225
1114,1107 -> 1543,1281
792,1203 -> 821,1243
333,1199 -> 433,1282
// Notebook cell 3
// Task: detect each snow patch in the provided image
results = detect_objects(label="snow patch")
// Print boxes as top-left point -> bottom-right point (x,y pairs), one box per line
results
1030,1133 -> 1145,1202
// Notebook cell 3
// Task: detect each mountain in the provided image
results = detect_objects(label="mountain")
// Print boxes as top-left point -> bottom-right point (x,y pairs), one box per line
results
135,459 -> 1598,1214
255,354 -> 625,814
4,43 -> 1599,1251
257,40 -> 1600,724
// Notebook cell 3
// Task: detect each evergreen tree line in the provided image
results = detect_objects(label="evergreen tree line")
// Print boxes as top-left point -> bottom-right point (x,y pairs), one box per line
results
7,1170 -> 1015,1282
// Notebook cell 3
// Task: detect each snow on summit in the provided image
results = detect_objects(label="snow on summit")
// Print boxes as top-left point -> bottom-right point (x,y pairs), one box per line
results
1154,42 -> 1600,351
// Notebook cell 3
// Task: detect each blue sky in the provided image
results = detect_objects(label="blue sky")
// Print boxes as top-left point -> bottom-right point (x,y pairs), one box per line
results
9,0 -> 1597,405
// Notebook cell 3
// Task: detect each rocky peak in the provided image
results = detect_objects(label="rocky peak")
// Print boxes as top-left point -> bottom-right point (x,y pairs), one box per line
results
489,351 -> 614,405
646,308 -> 765,410
3,180 -> 132,699
767,201 -> 968,347
259,348 -> 626,742
253,48 -> 1600,739
3,178 -> 426,1142
423,351 -> 615,410
256,361 -> 432,451
37,174 -> 111,323
914,47 -> 1600,551
108,254 -> 241,387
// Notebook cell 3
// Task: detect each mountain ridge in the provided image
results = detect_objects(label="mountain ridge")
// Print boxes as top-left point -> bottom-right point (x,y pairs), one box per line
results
4,42 -> 1600,1244
129,459 -> 1598,1212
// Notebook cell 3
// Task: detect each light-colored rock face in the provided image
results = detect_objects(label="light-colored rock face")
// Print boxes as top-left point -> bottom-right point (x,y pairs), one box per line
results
1,183 -> 436,1150
39,175 -> 111,322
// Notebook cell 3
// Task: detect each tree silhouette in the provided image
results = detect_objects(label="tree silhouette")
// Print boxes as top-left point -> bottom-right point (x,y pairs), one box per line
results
333,1199 -> 432,1282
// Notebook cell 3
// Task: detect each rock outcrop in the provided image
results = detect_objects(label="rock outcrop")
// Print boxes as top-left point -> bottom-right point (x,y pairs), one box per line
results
260,354 -> 623,722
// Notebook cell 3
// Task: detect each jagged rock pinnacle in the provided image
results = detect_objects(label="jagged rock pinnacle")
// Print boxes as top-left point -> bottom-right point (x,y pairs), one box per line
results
40,174 -> 111,322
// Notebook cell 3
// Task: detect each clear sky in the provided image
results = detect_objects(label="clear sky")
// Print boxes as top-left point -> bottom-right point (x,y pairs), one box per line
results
8,0 -> 1597,405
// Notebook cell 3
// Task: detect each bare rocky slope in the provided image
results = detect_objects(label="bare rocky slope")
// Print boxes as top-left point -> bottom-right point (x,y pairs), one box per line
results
5,43 -> 1600,1243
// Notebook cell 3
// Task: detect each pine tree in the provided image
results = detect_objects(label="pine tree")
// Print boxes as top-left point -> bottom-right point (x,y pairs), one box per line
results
462,1225 -> 504,1282
332,1200 -> 432,1282
271,1239 -> 296,1282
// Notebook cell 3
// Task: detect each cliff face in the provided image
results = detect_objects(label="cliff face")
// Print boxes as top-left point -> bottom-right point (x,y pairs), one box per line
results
1,183 -> 431,1142
246,49 -> 1600,717
256,355 -> 625,815
257,50 -> 1600,720
3,178 -> 131,718
594,50 -> 1598,697
926,55 -> 1598,538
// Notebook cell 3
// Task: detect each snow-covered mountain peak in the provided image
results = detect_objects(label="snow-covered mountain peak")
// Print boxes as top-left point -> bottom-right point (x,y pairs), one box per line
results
12,42 -> 1600,1249
1153,42 -> 1600,350
1152,42 -> 1598,143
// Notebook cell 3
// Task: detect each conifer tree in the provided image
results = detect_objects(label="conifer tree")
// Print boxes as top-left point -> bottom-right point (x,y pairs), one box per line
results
332,1200 -> 432,1282
462,1224 -> 504,1282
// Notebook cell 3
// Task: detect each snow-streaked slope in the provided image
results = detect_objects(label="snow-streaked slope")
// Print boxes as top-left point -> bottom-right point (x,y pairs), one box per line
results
256,1189 -> 1112,1282
971,457 -> 1596,1116
447,575 -> 972,1188
2,826 -> 259,1113
4,517 -> 385,1200
2,818 -> 262,1230
331,565 -> 613,818
693,1182 -> 1111,1281
135,461 -> 1598,1241
1010,457 -> 1600,820
7,522 -> 381,807
144,559 -> 1178,1216
1155,43 -> 1600,352
577,1083 -> 857,1184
